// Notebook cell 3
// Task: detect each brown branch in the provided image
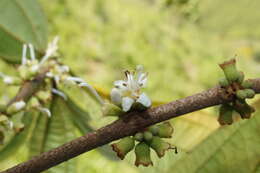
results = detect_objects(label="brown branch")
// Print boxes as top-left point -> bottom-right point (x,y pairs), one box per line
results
1,78 -> 260,173
7,68 -> 49,106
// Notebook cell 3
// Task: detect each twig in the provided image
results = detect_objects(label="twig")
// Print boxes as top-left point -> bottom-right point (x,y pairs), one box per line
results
1,78 -> 260,173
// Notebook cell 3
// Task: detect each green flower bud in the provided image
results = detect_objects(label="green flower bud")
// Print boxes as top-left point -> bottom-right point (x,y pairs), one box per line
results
102,102 -> 124,117
236,90 -> 247,100
0,114 -> 8,123
135,142 -> 153,167
36,91 -> 52,103
148,125 -> 159,136
219,59 -> 240,83
237,71 -> 244,84
6,101 -> 26,114
157,122 -> 174,138
218,104 -> 233,125
144,131 -> 153,142
234,100 -> 255,119
18,66 -> 31,80
218,78 -> 229,87
241,80 -> 253,89
111,137 -> 135,160
134,132 -> 144,142
29,97 -> 41,108
149,136 -> 171,158
244,89 -> 255,98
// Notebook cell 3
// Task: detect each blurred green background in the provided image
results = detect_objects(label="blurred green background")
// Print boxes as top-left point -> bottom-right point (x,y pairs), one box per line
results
0,0 -> 260,172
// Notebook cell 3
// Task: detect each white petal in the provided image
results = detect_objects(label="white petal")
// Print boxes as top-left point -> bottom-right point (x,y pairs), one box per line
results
122,97 -> 134,112
114,80 -> 127,88
136,93 -> 151,108
14,101 -> 26,110
79,82 -> 104,105
66,76 -> 85,83
38,107 -> 51,117
29,44 -> 36,60
52,88 -> 67,100
22,44 -> 28,65
110,88 -> 122,105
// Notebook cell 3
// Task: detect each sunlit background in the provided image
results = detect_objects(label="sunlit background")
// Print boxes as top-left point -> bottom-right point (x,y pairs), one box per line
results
0,0 -> 260,172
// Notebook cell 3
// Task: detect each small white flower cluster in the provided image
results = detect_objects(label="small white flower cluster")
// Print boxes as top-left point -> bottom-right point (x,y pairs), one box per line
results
111,65 -> 151,112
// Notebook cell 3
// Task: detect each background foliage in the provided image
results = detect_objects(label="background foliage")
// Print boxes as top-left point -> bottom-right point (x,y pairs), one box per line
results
0,0 -> 260,172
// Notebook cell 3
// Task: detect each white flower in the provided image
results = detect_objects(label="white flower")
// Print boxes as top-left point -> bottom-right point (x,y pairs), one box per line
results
110,65 -> 151,112
40,36 -> 59,65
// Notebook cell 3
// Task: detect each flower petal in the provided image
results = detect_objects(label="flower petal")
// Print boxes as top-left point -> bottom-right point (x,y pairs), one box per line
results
122,97 -> 134,112
111,88 -> 122,105
136,93 -> 151,108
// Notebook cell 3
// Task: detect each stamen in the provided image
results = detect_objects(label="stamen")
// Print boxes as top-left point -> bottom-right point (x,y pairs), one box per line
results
28,44 -> 36,60
38,107 -> 51,117
22,44 -> 27,65
66,76 -> 85,83
79,82 -> 104,105
52,88 -> 67,100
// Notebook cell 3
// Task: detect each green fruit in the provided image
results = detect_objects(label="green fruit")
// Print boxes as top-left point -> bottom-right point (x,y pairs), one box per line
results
234,100 -> 255,119
241,80 -> 253,89
148,125 -> 159,135
244,89 -> 255,98
236,90 -> 247,100
218,104 -> 233,125
149,136 -> 171,158
111,137 -> 135,160
143,131 -> 153,142
218,78 -> 229,87
134,132 -> 144,142
134,142 -> 153,167
157,122 -> 174,138
219,59 -> 240,83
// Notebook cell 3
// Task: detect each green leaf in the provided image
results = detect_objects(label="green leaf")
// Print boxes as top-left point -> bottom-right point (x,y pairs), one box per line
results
167,113 -> 260,173
0,111 -> 36,161
64,96 -> 119,161
28,97 -> 76,173
0,0 -> 48,63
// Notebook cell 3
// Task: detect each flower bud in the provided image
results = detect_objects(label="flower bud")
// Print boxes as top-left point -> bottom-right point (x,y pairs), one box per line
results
0,114 -> 8,123
18,66 -> 31,80
218,104 -> 233,125
144,131 -> 153,142
148,125 -> 159,136
149,136 -> 171,158
36,90 -> 52,103
135,142 -> 153,167
218,78 -> 229,87
241,80 -> 253,89
236,90 -> 247,100
111,137 -> 135,160
134,132 -> 144,142
244,89 -> 255,99
102,102 -> 124,117
219,59 -> 240,83
157,122 -> 174,138
6,101 -> 26,114
234,100 -> 255,119
29,97 -> 41,108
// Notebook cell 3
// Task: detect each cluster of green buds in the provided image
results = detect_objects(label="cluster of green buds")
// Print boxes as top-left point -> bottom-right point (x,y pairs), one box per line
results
0,37 -> 105,144
111,122 -> 176,167
218,59 -> 255,125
